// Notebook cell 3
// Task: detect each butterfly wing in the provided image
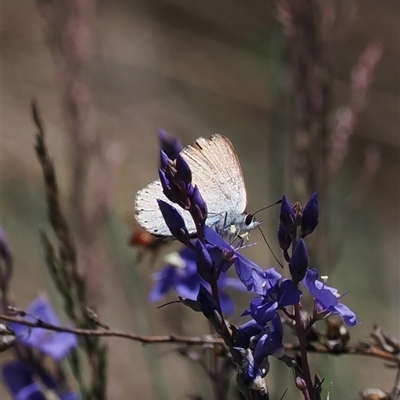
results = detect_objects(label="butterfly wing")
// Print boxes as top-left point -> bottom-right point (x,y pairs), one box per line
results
182,135 -> 247,225
135,180 -> 197,237
134,134 -> 247,237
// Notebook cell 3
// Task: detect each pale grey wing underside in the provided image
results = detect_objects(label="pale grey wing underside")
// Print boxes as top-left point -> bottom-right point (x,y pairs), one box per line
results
134,180 -> 197,237
134,134 -> 248,237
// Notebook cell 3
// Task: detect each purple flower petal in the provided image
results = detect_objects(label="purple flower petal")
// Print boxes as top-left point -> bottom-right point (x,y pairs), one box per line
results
204,226 -> 264,293
278,279 -> 301,307
148,266 -> 177,302
253,315 -> 284,363
2,361 -> 46,400
10,297 -> 78,361
60,392 -> 81,400
302,269 -> 359,326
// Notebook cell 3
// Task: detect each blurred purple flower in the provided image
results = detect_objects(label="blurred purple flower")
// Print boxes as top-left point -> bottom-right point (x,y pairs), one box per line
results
60,392 -> 80,400
10,296 -> 78,360
36,369 -> 80,400
2,361 -> 80,400
149,247 -> 245,315
2,361 -> 45,400
302,269 -> 358,326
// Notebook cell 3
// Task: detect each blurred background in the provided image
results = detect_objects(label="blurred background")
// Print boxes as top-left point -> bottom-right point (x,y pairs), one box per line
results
2,0 -> 399,399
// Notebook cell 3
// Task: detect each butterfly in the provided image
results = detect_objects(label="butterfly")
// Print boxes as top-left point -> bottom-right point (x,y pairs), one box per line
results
134,134 -> 261,239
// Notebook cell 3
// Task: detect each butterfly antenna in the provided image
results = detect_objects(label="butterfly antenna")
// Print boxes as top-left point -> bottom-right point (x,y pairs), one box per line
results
252,199 -> 282,217
158,300 -> 181,309
257,226 -> 284,268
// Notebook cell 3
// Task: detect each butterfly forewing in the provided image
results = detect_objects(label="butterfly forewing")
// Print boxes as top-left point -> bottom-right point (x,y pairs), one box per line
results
182,135 -> 247,217
135,134 -> 248,238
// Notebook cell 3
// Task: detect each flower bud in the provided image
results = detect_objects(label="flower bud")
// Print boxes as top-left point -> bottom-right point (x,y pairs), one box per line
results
175,154 -> 192,185
189,185 -> 208,225
277,224 -> 292,251
195,240 -> 214,282
159,150 -> 170,170
157,200 -> 190,243
301,192 -> 319,237
158,169 -> 180,204
279,195 -> 296,234
197,284 -> 218,319
158,130 -> 182,160
289,239 -> 309,284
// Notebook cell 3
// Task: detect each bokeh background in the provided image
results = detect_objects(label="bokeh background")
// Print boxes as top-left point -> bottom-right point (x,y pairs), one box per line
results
2,0 -> 399,399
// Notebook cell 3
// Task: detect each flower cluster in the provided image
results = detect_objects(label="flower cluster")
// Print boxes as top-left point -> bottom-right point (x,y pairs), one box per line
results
2,297 -> 79,400
150,133 -> 358,398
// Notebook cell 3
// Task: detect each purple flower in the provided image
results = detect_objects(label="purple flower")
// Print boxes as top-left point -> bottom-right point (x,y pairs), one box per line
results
204,226 -> 265,294
253,313 -> 285,363
149,247 -> 245,315
36,369 -> 80,400
289,239 -> 309,283
302,269 -> 358,326
237,314 -> 284,387
10,297 -> 78,361
158,130 -> 183,160
301,192 -> 319,237
233,319 -> 263,349
2,361 -> 46,400
243,268 -> 301,326
61,393 -> 81,400
1,361 -> 80,400
149,248 -> 202,301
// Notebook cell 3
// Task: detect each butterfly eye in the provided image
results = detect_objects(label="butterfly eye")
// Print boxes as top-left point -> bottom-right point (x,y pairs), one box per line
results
245,214 -> 254,226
